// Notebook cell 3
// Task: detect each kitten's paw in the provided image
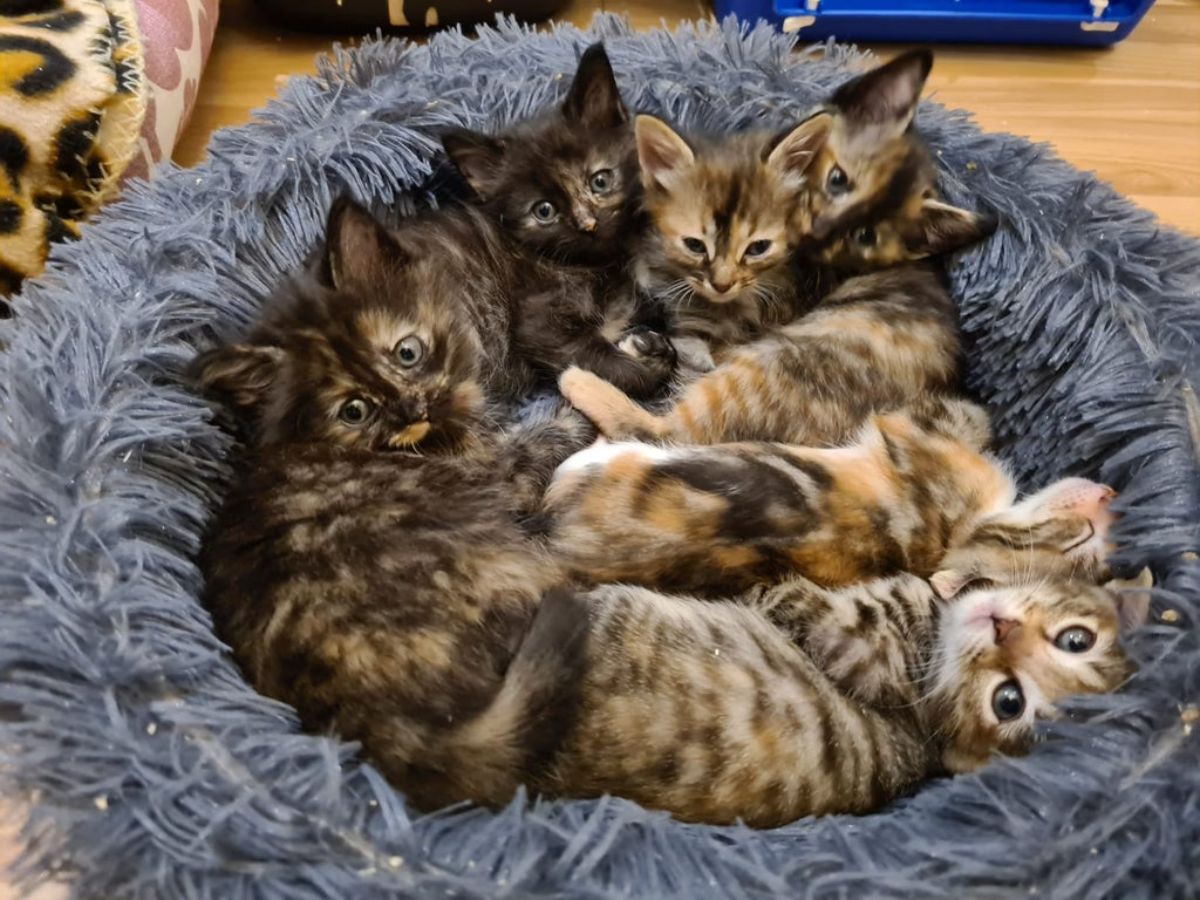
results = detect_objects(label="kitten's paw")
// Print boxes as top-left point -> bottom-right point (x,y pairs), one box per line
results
559,366 -> 656,439
618,326 -> 675,363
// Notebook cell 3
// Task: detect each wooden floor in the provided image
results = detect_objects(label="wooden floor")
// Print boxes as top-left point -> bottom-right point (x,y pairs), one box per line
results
175,0 -> 1200,234
0,4 -> 1198,898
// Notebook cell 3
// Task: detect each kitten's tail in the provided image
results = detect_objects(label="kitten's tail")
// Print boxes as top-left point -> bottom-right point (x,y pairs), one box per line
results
437,587 -> 589,805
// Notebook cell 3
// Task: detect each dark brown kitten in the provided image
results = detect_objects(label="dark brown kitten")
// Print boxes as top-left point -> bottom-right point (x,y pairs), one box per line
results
195,210 -> 596,810
193,198 -> 530,450
442,43 -> 640,266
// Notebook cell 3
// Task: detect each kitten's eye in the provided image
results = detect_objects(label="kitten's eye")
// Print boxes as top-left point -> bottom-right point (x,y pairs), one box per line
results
589,169 -> 614,194
682,237 -> 707,256
531,201 -> 557,223
991,680 -> 1025,722
827,165 -> 851,195
394,335 -> 425,368
1054,626 -> 1095,653
854,226 -> 877,247
743,240 -> 772,259
339,398 -> 372,426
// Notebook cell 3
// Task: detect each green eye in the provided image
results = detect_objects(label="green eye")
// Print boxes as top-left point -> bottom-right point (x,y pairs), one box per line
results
589,169 -> 614,193
1054,626 -> 1095,653
394,335 -> 425,368
744,239 -> 772,259
531,201 -> 557,223
682,237 -> 706,255
991,680 -> 1025,722
339,398 -> 372,426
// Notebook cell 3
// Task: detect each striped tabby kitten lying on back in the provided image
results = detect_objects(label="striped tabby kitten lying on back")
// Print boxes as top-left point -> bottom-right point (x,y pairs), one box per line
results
528,562 -> 1146,826
195,199 -> 594,811
547,398 -> 1113,595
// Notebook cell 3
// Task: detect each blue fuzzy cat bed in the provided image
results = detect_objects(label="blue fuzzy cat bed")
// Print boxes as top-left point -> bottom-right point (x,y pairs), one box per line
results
0,15 -> 1198,899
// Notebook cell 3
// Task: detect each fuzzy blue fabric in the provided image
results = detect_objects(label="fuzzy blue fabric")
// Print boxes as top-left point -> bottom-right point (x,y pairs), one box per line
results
0,15 -> 1198,899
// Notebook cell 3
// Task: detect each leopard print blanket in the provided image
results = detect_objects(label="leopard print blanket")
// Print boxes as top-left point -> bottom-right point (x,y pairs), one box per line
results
0,0 -> 144,304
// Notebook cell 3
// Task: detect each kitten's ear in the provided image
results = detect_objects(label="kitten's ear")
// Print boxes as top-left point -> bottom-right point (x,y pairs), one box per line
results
764,112 -> 832,179
930,569 -> 970,601
191,343 -> 284,410
1105,568 -> 1154,631
441,128 -> 507,200
321,197 -> 406,292
562,43 -> 627,130
635,115 -> 694,192
907,199 -> 999,259
830,48 -> 933,139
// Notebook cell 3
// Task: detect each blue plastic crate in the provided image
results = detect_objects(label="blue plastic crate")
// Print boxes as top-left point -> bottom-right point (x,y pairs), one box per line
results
712,0 -> 1156,47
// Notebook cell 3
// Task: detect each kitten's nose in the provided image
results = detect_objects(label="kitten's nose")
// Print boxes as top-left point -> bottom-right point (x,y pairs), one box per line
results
580,217 -> 597,233
992,616 -> 1020,646
710,279 -> 734,295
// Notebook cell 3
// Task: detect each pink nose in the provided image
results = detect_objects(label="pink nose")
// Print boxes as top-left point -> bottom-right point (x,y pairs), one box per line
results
993,616 -> 1020,645
711,280 -> 733,294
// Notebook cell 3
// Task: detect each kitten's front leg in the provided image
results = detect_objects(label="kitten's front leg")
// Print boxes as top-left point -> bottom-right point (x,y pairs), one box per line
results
749,575 -> 933,708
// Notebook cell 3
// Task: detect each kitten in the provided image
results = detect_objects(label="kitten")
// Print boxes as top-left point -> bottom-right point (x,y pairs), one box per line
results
559,201 -> 995,445
195,202 -> 596,811
632,49 -> 939,356
546,397 -> 1113,595
441,43 -> 640,266
439,44 -> 675,397
512,565 -> 1144,827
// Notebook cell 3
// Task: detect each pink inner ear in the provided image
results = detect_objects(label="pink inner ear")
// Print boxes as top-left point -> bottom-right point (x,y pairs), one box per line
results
930,571 -> 966,600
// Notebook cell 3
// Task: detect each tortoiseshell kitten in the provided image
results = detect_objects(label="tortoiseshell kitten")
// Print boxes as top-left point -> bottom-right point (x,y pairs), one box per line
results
195,200 -> 595,811
632,49 -> 937,357
507,556 -> 1145,827
441,44 -> 675,397
442,43 -> 640,265
546,398 -> 1114,595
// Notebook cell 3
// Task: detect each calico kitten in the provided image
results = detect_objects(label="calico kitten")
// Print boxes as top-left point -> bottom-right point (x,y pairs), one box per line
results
515,565 -> 1144,827
546,397 -> 1113,595
442,43 -> 640,266
195,202 -> 595,811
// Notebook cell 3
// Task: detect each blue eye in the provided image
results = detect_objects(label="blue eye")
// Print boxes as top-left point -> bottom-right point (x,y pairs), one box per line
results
991,680 -> 1024,721
394,335 -> 425,368
744,239 -> 772,258
682,237 -> 706,255
1054,626 -> 1095,653
827,165 -> 851,195
589,169 -> 614,193
339,398 -> 372,426
531,201 -> 557,223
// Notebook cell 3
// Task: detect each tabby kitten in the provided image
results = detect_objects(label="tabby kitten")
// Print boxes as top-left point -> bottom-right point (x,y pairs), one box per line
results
547,397 -> 1113,595
442,43 -> 640,266
195,201 -> 595,811
517,566 -> 1144,827
632,49 -> 938,355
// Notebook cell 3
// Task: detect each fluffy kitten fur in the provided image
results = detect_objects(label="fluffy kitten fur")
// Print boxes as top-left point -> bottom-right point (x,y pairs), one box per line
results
442,43 -> 641,266
547,398 -> 1114,595
195,202 -> 596,810
439,45 -> 675,397
524,566 -> 1144,826
633,49 -> 941,355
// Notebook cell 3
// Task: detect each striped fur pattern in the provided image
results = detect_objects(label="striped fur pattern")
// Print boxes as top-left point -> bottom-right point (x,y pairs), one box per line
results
522,568 -> 1142,827
547,398 -> 1115,595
